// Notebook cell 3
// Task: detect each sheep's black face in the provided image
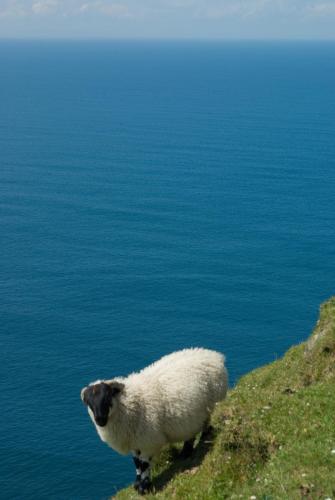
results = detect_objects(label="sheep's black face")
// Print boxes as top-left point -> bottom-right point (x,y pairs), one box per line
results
82,383 -> 113,427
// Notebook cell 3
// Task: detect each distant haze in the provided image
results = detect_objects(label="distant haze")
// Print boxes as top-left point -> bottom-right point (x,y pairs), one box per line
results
0,0 -> 335,39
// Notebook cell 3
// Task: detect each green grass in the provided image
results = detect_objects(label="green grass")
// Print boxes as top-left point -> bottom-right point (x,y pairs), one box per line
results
115,297 -> 335,499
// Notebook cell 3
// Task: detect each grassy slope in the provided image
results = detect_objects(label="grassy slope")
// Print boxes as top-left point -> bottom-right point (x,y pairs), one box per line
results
116,298 -> 335,499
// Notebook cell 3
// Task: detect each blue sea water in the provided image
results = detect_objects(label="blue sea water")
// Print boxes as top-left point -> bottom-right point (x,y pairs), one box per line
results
1,40 -> 335,500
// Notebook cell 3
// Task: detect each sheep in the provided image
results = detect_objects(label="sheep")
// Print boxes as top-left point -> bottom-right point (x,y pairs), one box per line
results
80,347 -> 228,494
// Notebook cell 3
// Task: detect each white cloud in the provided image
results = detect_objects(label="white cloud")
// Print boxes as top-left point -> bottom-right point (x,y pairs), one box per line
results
192,0 -> 335,20
0,0 -> 27,18
159,0 -> 198,7
0,0 -> 131,18
32,0 -> 59,15
306,2 -> 335,16
193,0 -> 289,20
79,2 -> 130,17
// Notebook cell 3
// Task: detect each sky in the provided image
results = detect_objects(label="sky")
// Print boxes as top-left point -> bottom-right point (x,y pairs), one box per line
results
0,0 -> 335,39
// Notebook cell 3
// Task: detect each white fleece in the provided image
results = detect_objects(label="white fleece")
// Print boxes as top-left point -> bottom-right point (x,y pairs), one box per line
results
86,348 -> 228,458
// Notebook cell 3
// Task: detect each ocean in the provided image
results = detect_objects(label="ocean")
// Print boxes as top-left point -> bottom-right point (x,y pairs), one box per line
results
1,40 -> 335,499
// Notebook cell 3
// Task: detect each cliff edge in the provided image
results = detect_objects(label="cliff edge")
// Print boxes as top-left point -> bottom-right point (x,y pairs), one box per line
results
116,297 -> 335,499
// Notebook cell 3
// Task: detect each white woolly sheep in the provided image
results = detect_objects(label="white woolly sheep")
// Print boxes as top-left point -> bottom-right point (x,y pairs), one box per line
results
81,347 -> 228,494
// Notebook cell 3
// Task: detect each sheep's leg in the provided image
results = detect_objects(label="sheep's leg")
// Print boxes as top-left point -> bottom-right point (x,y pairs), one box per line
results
201,419 -> 214,441
137,456 -> 151,495
180,437 -> 195,458
132,454 -> 142,491
132,451 -> 152,495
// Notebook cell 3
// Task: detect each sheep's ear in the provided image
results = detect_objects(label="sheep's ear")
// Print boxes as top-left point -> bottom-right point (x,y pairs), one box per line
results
81,386 -> 89,404
106,380 -> 124,396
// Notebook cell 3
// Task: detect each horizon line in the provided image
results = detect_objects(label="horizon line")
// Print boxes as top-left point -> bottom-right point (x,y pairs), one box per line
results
1,36 -> 335,42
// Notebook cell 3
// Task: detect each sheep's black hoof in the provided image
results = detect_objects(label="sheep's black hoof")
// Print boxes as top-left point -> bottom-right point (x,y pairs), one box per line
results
137,478 -> 152,495
134,477 -> 141,491
180,438 -> 195,459
201,425 -> 214,441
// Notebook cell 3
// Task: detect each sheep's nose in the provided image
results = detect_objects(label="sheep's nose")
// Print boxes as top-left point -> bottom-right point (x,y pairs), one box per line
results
95,416 -> 107,427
